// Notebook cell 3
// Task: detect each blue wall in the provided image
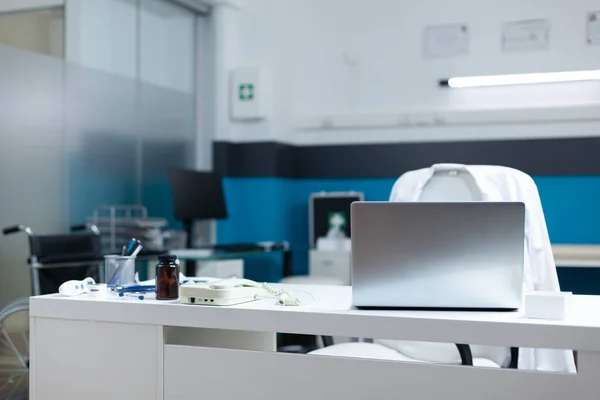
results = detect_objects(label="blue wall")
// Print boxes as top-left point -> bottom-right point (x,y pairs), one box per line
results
218,176 -> 600,293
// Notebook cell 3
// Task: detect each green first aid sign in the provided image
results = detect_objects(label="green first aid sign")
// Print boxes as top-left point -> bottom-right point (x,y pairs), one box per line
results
328,212 -> 346,229
239,83 -> 254,101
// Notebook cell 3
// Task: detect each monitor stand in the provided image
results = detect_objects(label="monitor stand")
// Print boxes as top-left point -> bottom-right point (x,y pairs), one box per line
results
182,220 -> 196,276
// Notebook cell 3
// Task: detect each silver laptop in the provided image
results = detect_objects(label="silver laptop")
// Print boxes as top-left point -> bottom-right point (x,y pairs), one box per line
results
352,202 -> 525,310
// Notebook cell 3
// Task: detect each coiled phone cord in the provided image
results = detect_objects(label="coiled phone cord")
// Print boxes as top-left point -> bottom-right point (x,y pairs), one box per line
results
260,283 -> 314,306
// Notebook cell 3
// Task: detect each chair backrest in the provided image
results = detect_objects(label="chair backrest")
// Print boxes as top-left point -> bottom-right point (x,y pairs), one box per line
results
29,234 -> 102,261
419,166 -> 482,202
28,233 -> 103,295
377,164 -> 513,367
423,166 -> 511,365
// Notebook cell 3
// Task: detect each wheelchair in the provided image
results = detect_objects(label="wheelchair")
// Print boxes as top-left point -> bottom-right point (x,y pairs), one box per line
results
0,223 -> 103,399
3,224 -> 104,296
0,298 -> 29,400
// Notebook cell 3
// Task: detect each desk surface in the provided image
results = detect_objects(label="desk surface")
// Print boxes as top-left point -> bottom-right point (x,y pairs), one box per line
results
30,284 -> 600,352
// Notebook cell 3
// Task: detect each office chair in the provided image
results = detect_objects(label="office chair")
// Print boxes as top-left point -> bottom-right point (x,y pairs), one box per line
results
0,298 -> 29,400
3,224 -> 103,296
310,164 -> 572,370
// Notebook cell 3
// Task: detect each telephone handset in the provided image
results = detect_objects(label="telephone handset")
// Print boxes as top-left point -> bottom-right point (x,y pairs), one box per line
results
209,278 -> 262,290
180,278 -> 303,306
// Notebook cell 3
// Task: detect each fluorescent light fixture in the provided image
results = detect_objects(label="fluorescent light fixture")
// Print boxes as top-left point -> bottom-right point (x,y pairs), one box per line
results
441,70 -> 600,88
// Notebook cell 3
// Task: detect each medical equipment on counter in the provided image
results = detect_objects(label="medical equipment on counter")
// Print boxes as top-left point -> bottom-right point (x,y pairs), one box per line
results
113,285 -> 155,294
179,278 -> 312,306
59,277 -> 96,296
351,201 -> 525,310
310,191 -> 363,250
287,192 -> 359,288
316,212 -> 351,252
308,250 -> 351,285
119,293 -> 147,300
156,254 -> 180,300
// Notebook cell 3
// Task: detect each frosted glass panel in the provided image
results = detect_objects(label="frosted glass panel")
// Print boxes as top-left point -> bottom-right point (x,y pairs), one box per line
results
139,83 -> 196,224
64,59 -> 139,223
0,44 -> 196,305
0,45 -> 66,305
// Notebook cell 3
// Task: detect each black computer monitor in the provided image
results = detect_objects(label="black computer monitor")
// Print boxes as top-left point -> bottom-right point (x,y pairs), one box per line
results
169,169 -> 228,222
169,169 -> 228,276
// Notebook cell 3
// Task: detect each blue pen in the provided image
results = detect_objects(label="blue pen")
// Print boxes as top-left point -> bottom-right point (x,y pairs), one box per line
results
119,292 -> 145,300
125,238 -> 137,255
181,279 -> 210,284
115,285 -> 155,293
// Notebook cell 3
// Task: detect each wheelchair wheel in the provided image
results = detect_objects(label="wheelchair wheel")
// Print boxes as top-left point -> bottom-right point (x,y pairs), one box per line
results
0,298 -> 29,400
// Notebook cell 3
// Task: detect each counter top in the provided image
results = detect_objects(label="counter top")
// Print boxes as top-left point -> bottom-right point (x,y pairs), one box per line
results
30,284 -> 600,352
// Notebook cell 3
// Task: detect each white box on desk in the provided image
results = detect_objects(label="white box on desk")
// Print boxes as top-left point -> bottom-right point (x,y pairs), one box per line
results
309,249 -> 352,285
196,259 -> 244,279
524,291 -> 572,320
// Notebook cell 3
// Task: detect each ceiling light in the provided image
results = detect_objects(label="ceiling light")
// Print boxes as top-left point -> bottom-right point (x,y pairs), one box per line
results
440,70 -> 600,88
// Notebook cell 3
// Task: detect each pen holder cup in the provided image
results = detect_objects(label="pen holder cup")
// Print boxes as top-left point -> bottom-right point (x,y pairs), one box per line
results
104,255 -> 136,287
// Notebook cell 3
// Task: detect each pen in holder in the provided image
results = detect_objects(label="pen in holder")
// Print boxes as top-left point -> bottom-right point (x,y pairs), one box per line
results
104,255 -> 136,287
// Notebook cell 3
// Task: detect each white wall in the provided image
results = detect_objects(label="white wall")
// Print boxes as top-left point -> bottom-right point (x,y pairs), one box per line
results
221,0 -> 600,144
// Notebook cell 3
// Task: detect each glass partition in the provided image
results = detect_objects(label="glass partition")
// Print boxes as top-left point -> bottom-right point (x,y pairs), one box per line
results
0,0 -> 199,304
0,43 -> 196,305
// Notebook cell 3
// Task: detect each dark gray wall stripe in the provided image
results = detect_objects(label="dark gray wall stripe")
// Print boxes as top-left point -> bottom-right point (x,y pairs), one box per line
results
213,137 -> 600,178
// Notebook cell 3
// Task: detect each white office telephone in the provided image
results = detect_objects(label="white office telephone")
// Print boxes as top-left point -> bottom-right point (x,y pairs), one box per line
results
179,278 -> 304,306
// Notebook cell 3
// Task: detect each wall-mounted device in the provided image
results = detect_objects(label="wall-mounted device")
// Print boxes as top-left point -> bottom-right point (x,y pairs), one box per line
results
230,66 -> 267,120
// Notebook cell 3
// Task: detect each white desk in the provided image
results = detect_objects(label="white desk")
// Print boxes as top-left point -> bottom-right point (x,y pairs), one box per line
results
30,285 -> 600,400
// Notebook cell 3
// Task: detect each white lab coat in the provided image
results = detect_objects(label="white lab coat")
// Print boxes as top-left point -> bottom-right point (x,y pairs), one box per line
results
388,164 -> 576,373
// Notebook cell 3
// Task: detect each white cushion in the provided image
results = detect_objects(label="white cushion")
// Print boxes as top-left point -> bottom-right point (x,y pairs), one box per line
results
310,342 -> 425,362
374,340 -> 510,367
309,342 -> 502,368
375,339 -> 460,364
473,358 -> 502,368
